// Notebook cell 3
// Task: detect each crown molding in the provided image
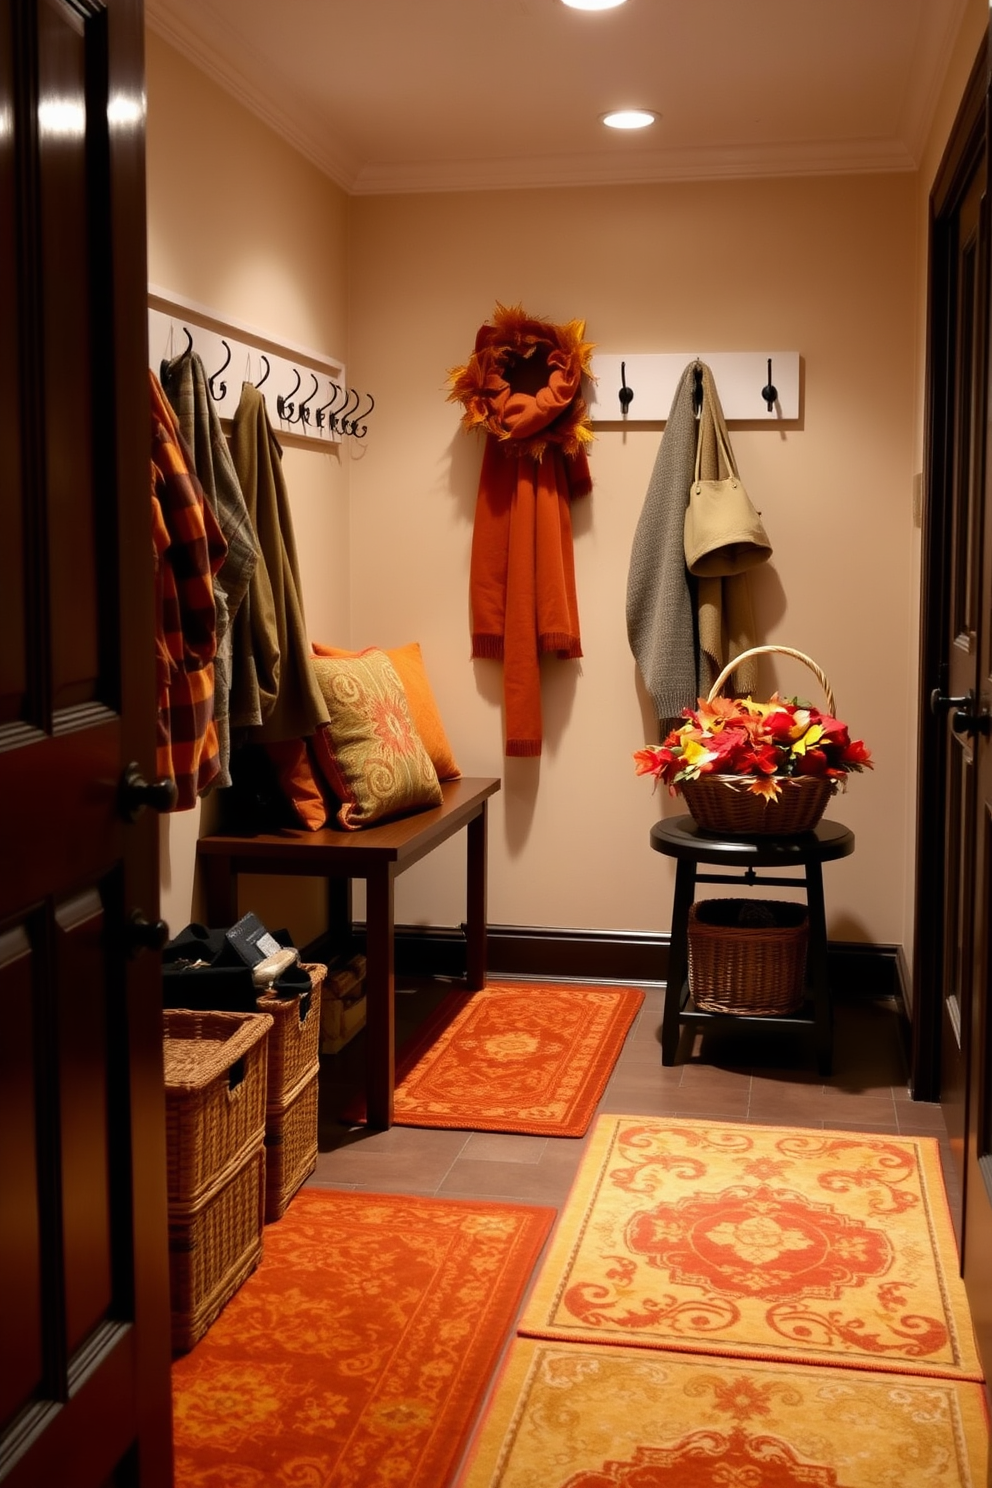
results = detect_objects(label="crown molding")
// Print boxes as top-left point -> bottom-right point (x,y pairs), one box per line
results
349,137 -> 917,197
145,0 -> 361,193
146,0 -> 921,199
900,0 -> 973,168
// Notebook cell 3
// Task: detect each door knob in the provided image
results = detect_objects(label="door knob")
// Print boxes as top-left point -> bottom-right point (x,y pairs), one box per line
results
126,911 -> 170,955
930,687 -> 970,716
119,762 -> 178,821
951,706 -> 992,738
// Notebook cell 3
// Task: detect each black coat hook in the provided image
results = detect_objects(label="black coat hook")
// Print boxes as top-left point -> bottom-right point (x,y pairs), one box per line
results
351,392 -> 375,439
692,363 -> 704,416
297,373 -> 319,426
255,354 -> 270,390
761,357 -> 778,412
277,367 -> 302,421
208,338 -> 231,401
618,361 -> 633,416
338,387 -> 361,436
180,324 -> 194,357
315,382 -> 345,431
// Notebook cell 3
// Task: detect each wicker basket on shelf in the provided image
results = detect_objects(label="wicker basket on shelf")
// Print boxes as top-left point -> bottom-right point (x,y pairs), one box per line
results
687,898 -> 808,1016
682,645 -> 839,837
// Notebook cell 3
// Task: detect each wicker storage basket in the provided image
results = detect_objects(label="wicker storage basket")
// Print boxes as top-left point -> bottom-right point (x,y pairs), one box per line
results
168,1145 -> 265,1354
163,1008 -> 273,1208
682,645 -> 839,837
264,1066 -> 319,1223
320,954 -> 367,1054
256,962 -> 325,1109
687,898 -> 808,1016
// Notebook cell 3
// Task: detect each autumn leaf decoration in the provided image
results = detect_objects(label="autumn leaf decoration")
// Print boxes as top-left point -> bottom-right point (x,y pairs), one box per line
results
634,693 -> 872,803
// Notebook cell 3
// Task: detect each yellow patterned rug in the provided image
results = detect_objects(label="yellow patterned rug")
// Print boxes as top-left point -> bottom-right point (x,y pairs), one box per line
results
519,1116 -> 983,1380
457,1337 -> 989,1487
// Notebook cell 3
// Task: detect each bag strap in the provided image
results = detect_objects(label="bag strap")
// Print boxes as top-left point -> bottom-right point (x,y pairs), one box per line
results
693,364 -> 739,486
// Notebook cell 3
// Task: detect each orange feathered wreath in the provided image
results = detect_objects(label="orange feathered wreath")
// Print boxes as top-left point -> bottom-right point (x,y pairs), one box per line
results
448,304 -> 594,757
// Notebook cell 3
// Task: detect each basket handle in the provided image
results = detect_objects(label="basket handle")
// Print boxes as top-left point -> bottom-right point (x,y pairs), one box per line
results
707,645 -> 836,715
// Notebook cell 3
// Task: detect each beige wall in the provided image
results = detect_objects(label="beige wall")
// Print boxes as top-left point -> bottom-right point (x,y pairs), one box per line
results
349,175 -> 918,946
147,3 -> 987,965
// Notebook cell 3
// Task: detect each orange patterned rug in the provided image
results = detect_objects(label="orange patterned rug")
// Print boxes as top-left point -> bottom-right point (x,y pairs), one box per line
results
350,982 -> 644,1136
172,1188 -> 554,1488
457,1337 -> 989,1487
519,1116 -> 983,1381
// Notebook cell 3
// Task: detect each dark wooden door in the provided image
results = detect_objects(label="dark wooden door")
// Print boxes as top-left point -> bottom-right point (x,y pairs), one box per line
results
934,150 -> 984,1219
916,24 -> 992,1388
0,2 -> 174,1485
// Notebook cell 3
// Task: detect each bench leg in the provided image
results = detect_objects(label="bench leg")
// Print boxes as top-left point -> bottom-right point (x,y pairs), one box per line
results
465,803 -> 488,991
364,865 -> 396,1128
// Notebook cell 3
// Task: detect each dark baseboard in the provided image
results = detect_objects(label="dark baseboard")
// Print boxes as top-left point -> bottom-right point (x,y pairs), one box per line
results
306,921 -> 905,998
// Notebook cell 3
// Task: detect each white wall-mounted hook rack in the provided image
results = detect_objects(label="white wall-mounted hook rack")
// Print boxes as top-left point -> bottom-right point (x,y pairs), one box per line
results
586,351 -> 800,422
147,285 -> 348,445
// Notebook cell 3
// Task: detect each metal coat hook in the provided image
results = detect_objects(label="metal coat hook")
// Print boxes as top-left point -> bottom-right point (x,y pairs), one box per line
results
315,381 -> 345,431
761,357 -> 778,412
208,338 -> 232,401
692,362 -> 704,417
618,361 -> 633,416
296,373 -> 320,426
255,354 -> 270,390
180,324 -> 194,357
277,367 -> 302,421
338,387 -> 361,435
351,391 -> 375,439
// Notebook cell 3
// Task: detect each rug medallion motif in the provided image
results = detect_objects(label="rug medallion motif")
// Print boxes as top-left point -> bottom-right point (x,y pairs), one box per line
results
519,1116 -> 982,1379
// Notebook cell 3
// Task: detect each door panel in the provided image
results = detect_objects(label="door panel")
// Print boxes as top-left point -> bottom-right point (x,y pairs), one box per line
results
0,1 -> 173,1484
933,127 -> 984,1227
919,20 -> 992,1394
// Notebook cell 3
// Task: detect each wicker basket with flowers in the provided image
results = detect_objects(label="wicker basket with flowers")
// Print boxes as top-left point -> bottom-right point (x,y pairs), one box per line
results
634,646 -> 872,836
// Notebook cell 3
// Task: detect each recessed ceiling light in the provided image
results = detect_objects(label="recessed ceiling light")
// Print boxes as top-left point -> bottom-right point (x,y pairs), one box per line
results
602,109 -> 657,130
561,0 -> 628,11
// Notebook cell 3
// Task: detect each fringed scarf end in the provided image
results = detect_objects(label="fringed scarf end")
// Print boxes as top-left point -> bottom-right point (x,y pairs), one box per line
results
540,632 -> 582,659
505,738 -> 543,758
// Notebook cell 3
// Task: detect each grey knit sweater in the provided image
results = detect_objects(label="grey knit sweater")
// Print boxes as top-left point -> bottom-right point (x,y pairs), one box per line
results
626,362 -> 700,723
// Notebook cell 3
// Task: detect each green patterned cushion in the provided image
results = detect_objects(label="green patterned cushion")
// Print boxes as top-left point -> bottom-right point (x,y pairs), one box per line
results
310,649 -> 442,830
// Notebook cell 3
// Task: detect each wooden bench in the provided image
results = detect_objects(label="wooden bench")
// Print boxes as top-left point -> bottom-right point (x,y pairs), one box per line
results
196,776 -> 501,1128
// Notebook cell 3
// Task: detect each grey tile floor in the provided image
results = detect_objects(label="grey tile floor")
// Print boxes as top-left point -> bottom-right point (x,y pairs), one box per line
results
309,977 -> 959,1239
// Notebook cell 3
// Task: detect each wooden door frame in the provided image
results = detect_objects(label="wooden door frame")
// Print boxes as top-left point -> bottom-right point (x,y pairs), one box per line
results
913,35 -> 988,1102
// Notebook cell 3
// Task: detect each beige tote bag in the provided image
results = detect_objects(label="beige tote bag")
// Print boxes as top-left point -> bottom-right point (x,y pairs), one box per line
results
684,390 -> 772,577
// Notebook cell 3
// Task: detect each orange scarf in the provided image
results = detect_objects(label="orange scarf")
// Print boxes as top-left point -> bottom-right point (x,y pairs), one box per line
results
449,304 -> 593,756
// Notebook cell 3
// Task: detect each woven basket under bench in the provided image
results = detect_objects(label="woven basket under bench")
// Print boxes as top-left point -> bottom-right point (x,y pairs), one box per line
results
257,963 -> 325,1222
687,899 -> 809,1016
163,1008 -> 272,1353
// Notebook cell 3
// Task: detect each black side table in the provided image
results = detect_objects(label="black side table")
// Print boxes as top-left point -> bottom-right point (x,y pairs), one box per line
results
650,815 -> 855,1074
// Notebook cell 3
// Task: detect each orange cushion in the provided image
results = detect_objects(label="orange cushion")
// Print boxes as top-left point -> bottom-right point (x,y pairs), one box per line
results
309,649 -> 443,831
311,640 -> 461,781
261,739 -> 329,830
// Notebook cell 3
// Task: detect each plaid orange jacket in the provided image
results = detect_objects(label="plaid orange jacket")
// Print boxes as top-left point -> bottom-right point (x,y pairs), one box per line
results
150,371 -> 227,810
